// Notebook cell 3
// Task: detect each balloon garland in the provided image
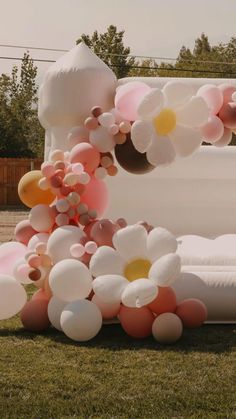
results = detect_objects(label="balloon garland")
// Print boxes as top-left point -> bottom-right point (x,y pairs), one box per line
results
2,74 -> 236,343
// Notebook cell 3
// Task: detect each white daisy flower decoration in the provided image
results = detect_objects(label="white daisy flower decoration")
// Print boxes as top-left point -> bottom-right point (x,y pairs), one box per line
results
131,81 -> 209,167
90,225 -> 181,308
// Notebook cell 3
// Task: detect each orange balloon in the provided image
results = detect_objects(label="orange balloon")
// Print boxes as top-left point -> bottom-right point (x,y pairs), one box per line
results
119,305 -> 155,338
18,170 -> 55,208
148,287 -> 177,315
175,298 -> 207,328
20,299 -> 50,332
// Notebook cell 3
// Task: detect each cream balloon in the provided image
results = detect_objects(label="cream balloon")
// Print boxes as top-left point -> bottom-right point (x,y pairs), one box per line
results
60,299 -> 102,341
0,275 -> 27,320
29,205 -> 54,232
152,313 -> 183,344
47,225 -> 84,263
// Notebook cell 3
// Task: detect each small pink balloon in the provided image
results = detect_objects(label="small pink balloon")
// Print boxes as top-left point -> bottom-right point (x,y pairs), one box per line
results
14,220 -> 37,245
0,242 -> 27,275
115,82 -> 151,121
214,127 -> 232,147
41,162 -> 55,178
27,233 -> 50,251
92,295 -> 120,320
84,241 -> 97,254
55,213 -> 70,226
219,84 -> 236,104
202,115 -> 224,143
70,143 -> 100,173
90,219 -> 119,246
80,177 -> 108,217
197,84 -> 223,115
70,243 -> 85,258
28,254 -> 42,269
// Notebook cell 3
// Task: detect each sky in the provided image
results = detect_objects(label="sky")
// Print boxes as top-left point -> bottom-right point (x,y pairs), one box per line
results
0,0 -> 236,84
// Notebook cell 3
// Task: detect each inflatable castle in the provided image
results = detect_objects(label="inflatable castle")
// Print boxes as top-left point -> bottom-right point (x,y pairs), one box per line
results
0,43 -> 236,343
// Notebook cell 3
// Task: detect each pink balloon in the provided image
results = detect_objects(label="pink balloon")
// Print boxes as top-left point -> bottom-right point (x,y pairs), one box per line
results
0,242 -> 27,275
32,289 -> 51,302
27,233 -> 50,251
214,127 -> 232,147
219,84 -> 236,104
80,177 -> 108,217
197,85 -> 223,115
92,295 -> 120,320
90,219 -> 119,246
218,102 -> 236,130
115,82 -> 151,121
14,219 -> 37,245
70,142 -> 100,173
201,115 -> 224,143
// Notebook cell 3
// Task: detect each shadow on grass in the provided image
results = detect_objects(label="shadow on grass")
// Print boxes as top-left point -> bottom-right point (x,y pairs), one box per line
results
0,323 -> 235,354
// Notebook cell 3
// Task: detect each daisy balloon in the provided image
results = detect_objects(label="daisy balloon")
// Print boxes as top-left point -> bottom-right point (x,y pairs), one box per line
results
131,81 -> 209,167
90,224 -> 181,308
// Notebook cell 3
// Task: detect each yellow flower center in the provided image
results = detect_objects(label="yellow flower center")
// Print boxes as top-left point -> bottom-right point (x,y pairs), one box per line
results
124,259 -> 151,282
153,108 -> 176,136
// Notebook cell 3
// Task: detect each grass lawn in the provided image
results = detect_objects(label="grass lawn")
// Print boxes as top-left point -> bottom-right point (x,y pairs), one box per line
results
0,314 -> 235,418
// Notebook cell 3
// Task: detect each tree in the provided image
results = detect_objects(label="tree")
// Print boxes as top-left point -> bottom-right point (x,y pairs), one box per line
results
76,25 -> 136,78
0,53 -> 44,158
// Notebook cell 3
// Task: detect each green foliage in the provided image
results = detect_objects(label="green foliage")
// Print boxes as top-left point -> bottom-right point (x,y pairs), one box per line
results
77,25 -> 136,78
0,53 -> 44,158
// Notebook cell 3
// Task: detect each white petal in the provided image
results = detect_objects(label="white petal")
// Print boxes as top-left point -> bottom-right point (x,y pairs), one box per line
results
121,278 -> 158,308
163,81 -> 194,108
149,253 -> 181,286
89,246 -> 125,277
169,125 -> 202,157
93,274 -> 129,304
176,96 -> 209,128
146,135 -> 176,167
112,225 -> 148,261
131,120 -> 153,153
137,88 -> 164,120
147,227 -> 178,262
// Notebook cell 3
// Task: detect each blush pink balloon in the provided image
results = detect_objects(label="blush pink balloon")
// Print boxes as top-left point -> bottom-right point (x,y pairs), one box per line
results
218,102 -> 236,130
214,127 -> 232,147
14,220 -> 37,245
92,295 -> 120,320
80,177 -> 108,217
0,242 -> 27,275
70,142 -> 100,173
115,82 -> 151,121
202,115 -> 224,143
219,84 -> 236,104
90,219 -> 119,247
197,85 -> 223,115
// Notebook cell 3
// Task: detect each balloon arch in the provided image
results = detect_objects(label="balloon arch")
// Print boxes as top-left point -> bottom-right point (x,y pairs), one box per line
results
1,43 -> 236,343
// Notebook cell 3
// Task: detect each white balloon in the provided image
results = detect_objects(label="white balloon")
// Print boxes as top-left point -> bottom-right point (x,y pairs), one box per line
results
0,275 -> 27,320
49,259 -> 92,302
149,253 -> 181,286
47,225 -> 84,263
93,275 -> 129,304
121,278 -> 158,308
48,296 -> 67,331
152,313 -> 183,344
61,299 -> 102,341
89,126 -> 115,152
27,233 -> 50,251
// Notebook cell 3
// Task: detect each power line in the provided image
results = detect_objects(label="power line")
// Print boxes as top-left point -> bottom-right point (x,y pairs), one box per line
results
1,43 -> 236,67
0,54 -> 235,76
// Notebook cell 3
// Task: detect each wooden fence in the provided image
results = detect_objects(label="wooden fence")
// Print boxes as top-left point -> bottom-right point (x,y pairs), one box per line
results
0,158 -> 43,206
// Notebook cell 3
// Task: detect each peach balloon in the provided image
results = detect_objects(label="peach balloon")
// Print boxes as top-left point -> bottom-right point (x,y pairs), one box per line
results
80,177 -> 108,217
32,289 -> 51,302
20,299 -> 51,332
70,143 -> 100,172
202,115 -> 224,143
152,313 -> 183,344
29,205 -> 55,232
119,305 -> 155,338
92,294 -> 120,320
148,287 -> 177,315
14,220 -> 37,245
175,298 -> 207,328
214,127 -> 232,147
218,102 -> 236,129
18,170 -> 54,208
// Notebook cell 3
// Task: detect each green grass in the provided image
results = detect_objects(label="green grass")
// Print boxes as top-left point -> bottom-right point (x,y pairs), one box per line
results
0,314 -> 235,419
